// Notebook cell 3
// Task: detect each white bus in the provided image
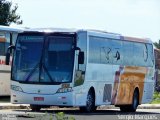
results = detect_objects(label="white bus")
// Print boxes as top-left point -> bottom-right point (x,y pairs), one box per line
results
6,28 -> 155,112
0,25 -> 23,96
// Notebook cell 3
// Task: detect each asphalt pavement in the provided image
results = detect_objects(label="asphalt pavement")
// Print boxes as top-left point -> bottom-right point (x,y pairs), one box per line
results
0,96 -> 159,110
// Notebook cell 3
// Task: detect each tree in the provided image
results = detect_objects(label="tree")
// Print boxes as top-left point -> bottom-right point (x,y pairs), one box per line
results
154,40 -> 160,49
0,0 -> 22,26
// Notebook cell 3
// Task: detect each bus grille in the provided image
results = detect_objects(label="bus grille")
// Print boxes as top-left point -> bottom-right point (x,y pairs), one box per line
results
103,84 -> 112,102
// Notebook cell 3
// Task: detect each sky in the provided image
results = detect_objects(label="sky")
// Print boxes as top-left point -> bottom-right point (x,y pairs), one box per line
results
10,0 -> 160,42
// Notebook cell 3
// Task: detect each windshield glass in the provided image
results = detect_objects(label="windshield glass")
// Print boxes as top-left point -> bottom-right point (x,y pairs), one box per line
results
12,35 -> 44,82
12,33 -> 75,84
43,36 -> 74,83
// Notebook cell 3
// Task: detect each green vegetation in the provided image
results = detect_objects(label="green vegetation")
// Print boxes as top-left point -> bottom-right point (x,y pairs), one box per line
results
151,92 -> 160,104
25,112 -> 75,120
154,40 -> 160,49
55,112 -> 75,120
0,0 -> 22,26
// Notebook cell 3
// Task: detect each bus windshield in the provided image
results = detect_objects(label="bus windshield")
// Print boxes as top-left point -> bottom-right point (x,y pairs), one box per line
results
12,33 -> 75,84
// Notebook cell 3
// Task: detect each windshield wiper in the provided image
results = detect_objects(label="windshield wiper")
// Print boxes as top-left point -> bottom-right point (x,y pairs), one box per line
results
40,63 -> 54,82
25,63 -> 39,82
24,62 -> 54,83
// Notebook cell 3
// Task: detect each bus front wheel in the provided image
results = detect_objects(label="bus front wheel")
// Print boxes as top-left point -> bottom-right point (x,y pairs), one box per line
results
30,105 -> 41,111
80,90 -> 96,112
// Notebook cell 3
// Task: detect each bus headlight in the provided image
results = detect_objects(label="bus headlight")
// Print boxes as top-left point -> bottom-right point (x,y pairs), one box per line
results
11,85 -> 23,92
56,87 -> 73,93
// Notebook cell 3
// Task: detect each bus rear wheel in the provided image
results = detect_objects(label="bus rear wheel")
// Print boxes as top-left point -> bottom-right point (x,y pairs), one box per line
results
120,106 -> 130,112
120,90 -> 139,112
30,105 -> 41,111
129,90 -> 139,112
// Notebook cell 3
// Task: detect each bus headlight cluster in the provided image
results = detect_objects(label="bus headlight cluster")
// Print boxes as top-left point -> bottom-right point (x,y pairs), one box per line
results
56,87 -> 73,93
11,85 -> 23,92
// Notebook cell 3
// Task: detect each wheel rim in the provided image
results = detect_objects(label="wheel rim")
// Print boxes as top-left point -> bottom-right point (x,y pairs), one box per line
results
86,93 -> 93,111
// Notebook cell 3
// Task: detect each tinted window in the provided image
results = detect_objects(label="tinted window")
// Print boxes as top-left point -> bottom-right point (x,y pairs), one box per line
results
112,40 -> 123,65
89,36 -> 101,63
89,36 -> 112,64
0,33 -> 11,56
133,43 -> 147,66
146,44 -> 154,67
44,36 -> 74,83
0,42 -> 5,55
123,41 -> 133,65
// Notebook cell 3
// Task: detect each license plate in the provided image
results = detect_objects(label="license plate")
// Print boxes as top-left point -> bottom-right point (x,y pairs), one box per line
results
34,97 -> 44,101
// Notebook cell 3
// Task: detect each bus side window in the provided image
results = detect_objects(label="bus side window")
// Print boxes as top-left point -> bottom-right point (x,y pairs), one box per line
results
0,40 -> 5,55
0,33 -> 6,55
146,44 -> 154,67
133,43 -> 147,66
100,38 -> 112,64
100,47 -> 112,64
122,41 -> 134,66
89,36 -> 101,63
112,40 -> 122,65
5,33 -> 11,54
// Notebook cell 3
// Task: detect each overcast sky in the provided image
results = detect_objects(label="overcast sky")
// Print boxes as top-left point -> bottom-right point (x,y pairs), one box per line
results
10,0 -> 160,42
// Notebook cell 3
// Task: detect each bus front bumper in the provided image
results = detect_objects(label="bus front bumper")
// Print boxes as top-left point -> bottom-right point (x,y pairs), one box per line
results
11,90 -> 74,106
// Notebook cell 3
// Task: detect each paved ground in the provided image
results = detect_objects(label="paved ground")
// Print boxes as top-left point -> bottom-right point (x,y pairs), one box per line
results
0,108 -> 159,120
1,102 -> 160,110
0,96 -> 160,120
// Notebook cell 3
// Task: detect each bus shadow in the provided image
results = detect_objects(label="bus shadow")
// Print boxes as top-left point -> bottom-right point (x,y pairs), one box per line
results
0,96 -> 10,103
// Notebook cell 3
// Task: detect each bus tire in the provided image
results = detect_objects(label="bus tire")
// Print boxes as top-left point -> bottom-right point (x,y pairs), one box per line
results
120,106 -> 129,112
80,90 -> 96,112
120,90 -> 139,112
30,105 -> 41,111
129,90 -> 139,112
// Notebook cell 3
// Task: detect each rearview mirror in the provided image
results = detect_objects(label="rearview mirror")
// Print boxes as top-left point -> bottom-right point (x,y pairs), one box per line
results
78,51 -> 84,64
5,52 -> 10,65
5,45 -> 15,65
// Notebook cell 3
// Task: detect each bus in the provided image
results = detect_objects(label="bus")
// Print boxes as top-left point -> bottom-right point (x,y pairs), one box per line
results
6,28 -> 155,112
0,25 -> 23,96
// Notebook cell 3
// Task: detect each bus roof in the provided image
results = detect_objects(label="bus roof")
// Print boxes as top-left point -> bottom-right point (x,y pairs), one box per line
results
22,28 -> 153,44
122,36 -> 152,43
0,25 -> 24,32
24,28 -> 78,33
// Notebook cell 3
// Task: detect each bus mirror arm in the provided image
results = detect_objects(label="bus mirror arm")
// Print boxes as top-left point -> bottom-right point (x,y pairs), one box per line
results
75,47 -> 81,51
5,45 -> 15,65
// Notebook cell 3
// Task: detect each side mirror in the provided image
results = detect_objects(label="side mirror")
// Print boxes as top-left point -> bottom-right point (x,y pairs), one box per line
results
78,51 -> 84,64
5,52 -> 10,65
5,45 -> 15,65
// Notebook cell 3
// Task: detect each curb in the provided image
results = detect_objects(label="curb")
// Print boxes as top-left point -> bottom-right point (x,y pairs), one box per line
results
138,104 -> 160,109
96,104 -> 160,110
0,104 -> 29,109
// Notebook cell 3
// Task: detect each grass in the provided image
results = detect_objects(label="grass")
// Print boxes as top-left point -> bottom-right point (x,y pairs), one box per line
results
151,92 -> 160,104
